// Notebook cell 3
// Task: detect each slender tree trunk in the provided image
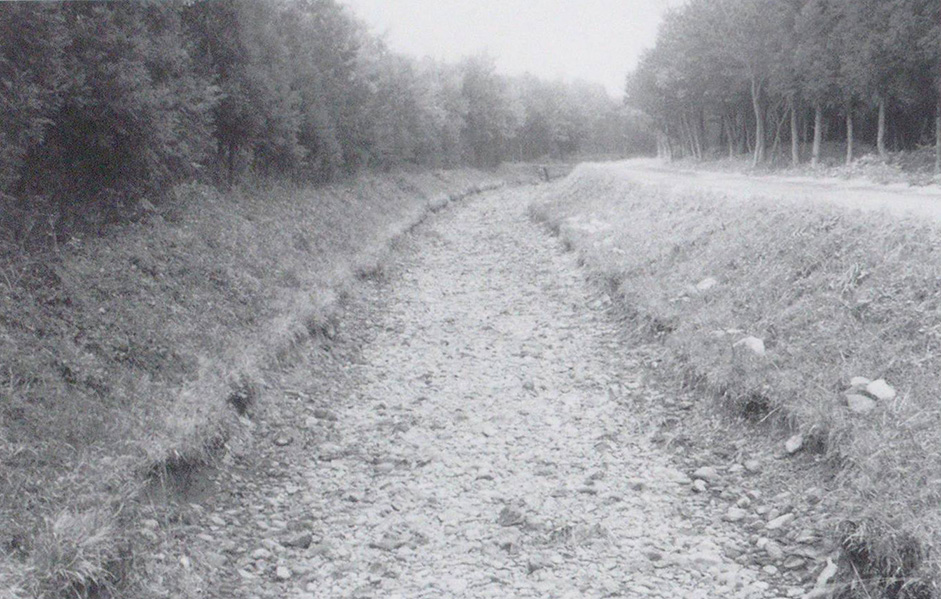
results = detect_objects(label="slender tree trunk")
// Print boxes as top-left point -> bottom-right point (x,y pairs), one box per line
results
845,100 -> 854,165
680,115 -> 690,158
751,77 -> 765,166
790,97 -> 800,166
812,103 -> 823,167
685,114 -> 700,160
935,97 -> 941,176
725,114 -> 735,158
684,115 -> 693,159
663,125 -> 674,162
659,130 -> 671,161
877,97 -> 887,158
718,113 -> 727,154
698,107 -> 707,157
770,102 -> 788,160
802,107 -> 810,145
745,115 -> 753,155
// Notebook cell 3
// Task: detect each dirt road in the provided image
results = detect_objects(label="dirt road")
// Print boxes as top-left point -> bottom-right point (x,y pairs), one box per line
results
607,159 -> 941,220
166,185 -> 828,599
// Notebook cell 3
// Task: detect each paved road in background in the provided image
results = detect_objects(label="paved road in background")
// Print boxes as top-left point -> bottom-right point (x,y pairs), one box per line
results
607,159 -> 941,220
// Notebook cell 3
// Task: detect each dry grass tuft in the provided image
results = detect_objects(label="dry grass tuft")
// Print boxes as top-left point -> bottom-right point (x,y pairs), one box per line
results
28,509 -> 126,598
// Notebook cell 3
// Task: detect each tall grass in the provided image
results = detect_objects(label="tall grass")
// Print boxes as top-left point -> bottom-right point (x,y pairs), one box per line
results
532,163 -> 941,596
0,167 -> 504,597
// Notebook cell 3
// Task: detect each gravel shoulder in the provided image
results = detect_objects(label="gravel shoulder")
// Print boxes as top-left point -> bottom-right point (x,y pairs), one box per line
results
153,186 -> 833,599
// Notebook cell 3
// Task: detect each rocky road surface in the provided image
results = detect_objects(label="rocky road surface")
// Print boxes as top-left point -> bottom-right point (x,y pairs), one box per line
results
167,186 -> 832,599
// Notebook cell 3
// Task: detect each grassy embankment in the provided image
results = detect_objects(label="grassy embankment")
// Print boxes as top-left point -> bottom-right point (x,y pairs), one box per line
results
532,163 -> 941,597
0,167 -> 513,597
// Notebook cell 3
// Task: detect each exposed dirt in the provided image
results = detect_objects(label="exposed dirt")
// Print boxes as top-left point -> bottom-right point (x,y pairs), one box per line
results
610,159 -> 941,220
140,185 -> 840,599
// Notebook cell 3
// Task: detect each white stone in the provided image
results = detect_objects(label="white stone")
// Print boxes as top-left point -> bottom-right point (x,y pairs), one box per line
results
657,466 -> 692,484
766,513 -> 795,530
785,434 -> 803,455
814,558 -> 838,589
846,394 -> 876,414
695,277 -> 719,292
725,507 -> 748,522
765,541 -> 785,560
251,548 -> 271,560
849,376 -> 871,388
734,336 -> 766,356
693,466 -> 720,482
866,379 -> 896,401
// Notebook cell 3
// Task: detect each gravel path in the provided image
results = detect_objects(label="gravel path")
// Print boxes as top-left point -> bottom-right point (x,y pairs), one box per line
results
178,187 -> 816,599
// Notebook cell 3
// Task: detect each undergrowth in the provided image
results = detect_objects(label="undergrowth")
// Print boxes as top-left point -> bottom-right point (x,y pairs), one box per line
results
679,143 -> 940,187
0,167 -> 508,597
531,163 -> 941,598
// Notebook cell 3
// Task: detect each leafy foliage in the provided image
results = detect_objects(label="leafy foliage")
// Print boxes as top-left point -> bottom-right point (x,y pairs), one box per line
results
0,0 -> 652,241
628,0 -> 941,171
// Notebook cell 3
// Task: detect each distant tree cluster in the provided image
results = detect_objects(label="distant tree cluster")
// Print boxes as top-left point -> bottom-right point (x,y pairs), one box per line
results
0,0 -> 650,239
626,0 -> 941,172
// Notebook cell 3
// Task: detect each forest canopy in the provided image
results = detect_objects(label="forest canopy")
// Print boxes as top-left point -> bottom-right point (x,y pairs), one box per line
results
625,0 -> 941,172
0,0 -> 652,239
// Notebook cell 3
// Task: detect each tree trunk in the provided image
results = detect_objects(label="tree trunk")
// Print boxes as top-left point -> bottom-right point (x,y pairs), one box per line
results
770,101 -> 788,160
935,97 -> 940,176
811,103 -> 823,167
680,115 -> 691,159
802,108 -> 810,145
845,100 -> 854,166
751,78 -> 765,166
877,97 -> 887,158
790,97 -> 800,166
745,115 -> 753,155
698,107 -> 707,157
685,114 -> 701,160
662,125 -> 674,162
725,114 -> 735,158
718,114 -> 727,154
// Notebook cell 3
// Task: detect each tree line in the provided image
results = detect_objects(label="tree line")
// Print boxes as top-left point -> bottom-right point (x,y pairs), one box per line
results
0,0 -> 651,240
626,0 -> 941,172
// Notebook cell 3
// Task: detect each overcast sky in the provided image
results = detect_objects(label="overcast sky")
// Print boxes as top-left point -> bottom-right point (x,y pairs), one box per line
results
336,0 -> 683,98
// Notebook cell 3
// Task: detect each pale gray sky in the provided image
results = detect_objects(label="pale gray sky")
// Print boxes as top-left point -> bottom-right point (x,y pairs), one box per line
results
337,0 -> 683,98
